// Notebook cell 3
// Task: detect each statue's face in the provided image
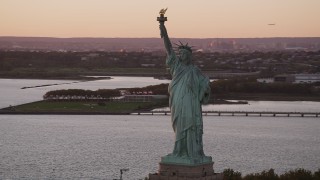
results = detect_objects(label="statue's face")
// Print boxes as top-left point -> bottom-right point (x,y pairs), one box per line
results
179,49 -> 192,65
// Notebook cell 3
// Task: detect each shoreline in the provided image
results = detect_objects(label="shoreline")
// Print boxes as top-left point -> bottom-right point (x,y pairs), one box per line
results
0,111 -> 130,115
1,99 -> 320,115
1,110 -> 319,117
0,76 -> 112,81
0,71 -> 167,80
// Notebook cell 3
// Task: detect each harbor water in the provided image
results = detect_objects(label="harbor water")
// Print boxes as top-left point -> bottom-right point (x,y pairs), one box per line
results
0,77 -> 319,179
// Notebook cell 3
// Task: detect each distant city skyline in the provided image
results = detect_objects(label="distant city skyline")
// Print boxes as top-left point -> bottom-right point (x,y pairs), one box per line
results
1,0 -> 320,38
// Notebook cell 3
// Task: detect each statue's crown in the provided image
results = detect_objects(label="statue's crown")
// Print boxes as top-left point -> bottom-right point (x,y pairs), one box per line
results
176,41 -> 192,53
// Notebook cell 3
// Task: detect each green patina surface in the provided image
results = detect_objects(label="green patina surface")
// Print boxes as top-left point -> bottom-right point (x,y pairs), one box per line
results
158,11 -> 213,165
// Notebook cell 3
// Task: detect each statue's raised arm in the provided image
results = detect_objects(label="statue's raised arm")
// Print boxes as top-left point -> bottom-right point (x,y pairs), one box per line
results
157,8 -> 173,55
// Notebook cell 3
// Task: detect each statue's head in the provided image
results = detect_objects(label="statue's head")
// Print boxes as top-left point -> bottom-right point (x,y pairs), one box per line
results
177,42 -> 192,65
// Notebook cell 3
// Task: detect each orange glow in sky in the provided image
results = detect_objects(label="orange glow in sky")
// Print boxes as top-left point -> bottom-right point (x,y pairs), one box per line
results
1,0 -> 320,38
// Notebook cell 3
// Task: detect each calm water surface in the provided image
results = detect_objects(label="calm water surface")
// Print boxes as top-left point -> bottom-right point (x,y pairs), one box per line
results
1,78 -> 320,179
0,77 -> 170,108
155,101 -> 320,112
0,115 -> 319,179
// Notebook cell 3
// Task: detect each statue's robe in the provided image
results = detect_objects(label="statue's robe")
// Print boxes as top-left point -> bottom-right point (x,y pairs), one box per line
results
166,53 -> 211,159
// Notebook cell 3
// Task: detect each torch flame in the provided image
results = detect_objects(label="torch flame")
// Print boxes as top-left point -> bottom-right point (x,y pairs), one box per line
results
159,8 -> 168,15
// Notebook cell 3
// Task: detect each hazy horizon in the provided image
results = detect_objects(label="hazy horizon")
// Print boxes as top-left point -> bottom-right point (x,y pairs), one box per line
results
1,36 -> 320,39
1,0 -> 320,38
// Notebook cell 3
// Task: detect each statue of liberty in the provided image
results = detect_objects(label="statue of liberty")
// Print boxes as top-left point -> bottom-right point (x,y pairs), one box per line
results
157,9 -> 212,165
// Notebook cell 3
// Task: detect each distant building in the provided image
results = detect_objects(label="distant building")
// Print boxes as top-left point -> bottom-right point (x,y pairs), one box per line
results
141,64 -> 156,67
204,71 -> 260,79
274,74 -> 295,83
257,78 -> 274,83
121,95 -> 167,102
294,74 -> 320,84
259,74 -> 320,84
81,53 -> 100,61
87,53 -> 99,57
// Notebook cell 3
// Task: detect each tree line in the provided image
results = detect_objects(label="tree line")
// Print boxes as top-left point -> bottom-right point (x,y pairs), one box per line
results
223,168 -> 320,180
43,84 -> 169,101
43,79 -> 320,101
211,78 -> 319,95
44,89 -> 120,100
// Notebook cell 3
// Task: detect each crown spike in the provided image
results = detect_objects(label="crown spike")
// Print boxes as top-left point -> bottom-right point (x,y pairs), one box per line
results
173,42 -> 180,47
174,41 -> 193,53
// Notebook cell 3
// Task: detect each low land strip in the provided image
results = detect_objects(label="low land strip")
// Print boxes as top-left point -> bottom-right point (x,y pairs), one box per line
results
1,93 -> 320,115
0,100 -> 168,115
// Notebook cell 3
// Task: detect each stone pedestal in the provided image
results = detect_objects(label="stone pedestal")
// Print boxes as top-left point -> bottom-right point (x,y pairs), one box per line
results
149,162 -> 223,180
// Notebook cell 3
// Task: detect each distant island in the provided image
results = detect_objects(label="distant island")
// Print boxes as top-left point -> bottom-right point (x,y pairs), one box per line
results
1,36 -> 320,114
1,80 -> 319,114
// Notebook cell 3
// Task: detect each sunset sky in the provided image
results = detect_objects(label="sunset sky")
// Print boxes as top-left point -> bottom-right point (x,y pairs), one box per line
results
1,0 -> 320,38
